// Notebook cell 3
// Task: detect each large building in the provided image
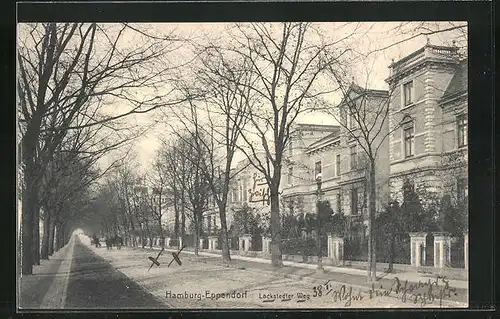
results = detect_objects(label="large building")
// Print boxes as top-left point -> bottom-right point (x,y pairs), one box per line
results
198,43 -> 467,239
280,89 -> 390,239
278,43 -> 466,235
385,43 -> 468,204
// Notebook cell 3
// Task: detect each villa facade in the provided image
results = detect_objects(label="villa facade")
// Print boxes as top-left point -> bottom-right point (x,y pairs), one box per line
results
199,43 -> 467,241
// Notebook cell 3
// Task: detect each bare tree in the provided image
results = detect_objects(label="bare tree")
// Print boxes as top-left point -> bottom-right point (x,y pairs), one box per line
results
39,148 -> 100,259
321,59 -> 403,280
145,157 -> 171,248
160,139 -> 188,242
109,159 -> 144,246
219,22 -> 349,267
165,133 -> 211,256
17,22 -> 190,274
162,45 -> 256,262
37,107 -> 133,262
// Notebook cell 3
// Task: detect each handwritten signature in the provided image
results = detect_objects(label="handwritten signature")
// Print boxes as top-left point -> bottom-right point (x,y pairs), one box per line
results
311,275 -> 458,307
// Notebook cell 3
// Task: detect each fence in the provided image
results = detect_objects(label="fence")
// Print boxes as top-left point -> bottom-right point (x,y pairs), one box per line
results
450,237 -> 465,268
425,234 -> 434,266
126,231 -> 466,271
281,235 -> 328,256
229,236 -> 239,250
344,236 -> 368,261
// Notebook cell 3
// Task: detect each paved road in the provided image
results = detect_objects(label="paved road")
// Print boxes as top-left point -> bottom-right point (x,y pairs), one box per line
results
64,236 -> 167,309
90,246 -> 467,309
20,236 -> 466,310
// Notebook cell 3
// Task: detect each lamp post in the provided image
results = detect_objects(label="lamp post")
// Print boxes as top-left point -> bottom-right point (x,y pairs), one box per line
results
140,222 -> 144,248
316,173 -> 324,273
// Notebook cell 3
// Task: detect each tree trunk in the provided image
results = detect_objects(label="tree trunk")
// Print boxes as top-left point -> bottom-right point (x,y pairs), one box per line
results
57,222 -> 66,250
21,171 -> 37,275
146,222 -> 153,249
159,219 -> 164,248
55,224 -> 61,251
194,215 -> 199,256
140,221 -> 145,248
122,214 -> 129,244
174,193 -> 180,238
129,216 -> 136,246
181,197 -> 186,237
219,203 -> 231,263
367,160 -> 377,282
53,225 -> 58,252
269,185 -> 283,267
33,206 -> 40,265
41,211 -> 50,260
63,226 -> 68,247
388,235 -> 394,272
48,218 -> 55,255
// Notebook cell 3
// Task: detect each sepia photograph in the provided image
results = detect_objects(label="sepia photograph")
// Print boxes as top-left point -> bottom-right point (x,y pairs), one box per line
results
17,21 -> 469,310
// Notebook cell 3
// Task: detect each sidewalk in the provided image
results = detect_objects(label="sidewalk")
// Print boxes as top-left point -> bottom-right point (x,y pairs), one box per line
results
19,236 -> 76,309
135,245 -> 468,306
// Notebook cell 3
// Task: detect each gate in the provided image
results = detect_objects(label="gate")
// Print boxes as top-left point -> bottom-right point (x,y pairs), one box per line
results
425,233 -> 434,267
450,236 -> 465,268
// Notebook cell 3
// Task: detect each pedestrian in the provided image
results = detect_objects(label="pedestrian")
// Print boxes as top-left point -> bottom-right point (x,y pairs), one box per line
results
116,236 -> 124,249
106,237 -> 112,250
92,234 -> 100,248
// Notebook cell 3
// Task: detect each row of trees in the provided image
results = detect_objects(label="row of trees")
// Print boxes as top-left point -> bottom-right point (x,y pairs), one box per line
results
18,22 -> 466,279
95,22 -> 467,278
17,23 -> 193,275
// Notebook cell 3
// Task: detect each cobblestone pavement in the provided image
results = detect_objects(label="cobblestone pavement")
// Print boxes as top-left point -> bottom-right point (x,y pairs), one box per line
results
88,243 -> 467,309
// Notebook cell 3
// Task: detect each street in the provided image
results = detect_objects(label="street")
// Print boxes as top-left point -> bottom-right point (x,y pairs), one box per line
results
20,235 -> 166,309
19,234 -> 467,309
17,21 -> 476,311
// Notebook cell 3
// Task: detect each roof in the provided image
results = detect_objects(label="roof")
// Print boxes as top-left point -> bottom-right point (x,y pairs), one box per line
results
293,123 -> 338,132
339,83 -> 389,107
306,128 -> 341,153
440,59 -> 468,103
388,44 -> 459,70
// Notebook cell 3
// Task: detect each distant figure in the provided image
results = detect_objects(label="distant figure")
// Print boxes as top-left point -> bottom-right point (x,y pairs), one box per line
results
92,234 -> 101,248
114,235 -> 124,250
105,237 -> 113,250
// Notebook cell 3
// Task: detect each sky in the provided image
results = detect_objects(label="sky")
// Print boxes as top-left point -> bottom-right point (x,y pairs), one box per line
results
93,22 -> 466,173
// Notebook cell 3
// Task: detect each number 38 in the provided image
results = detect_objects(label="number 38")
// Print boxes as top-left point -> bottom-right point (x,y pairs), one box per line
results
312,285 -> 323,297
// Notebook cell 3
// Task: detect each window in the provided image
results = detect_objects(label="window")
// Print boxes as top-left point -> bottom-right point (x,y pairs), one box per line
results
288,137 -> 293,157
242,183 -> 247,202
403,124 -> 415,157
287,166 -> 293,185
347,111 -> 353,130
350,145 -> 357,170
239,184 -> 243,202
403,81 -> 414,106
336,192 -> 342,213
457,178 -> 467,200
336,154 -> 341,176
350,188 -> 358,215
314,161 -> 322,178
457,114 -> 468,147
